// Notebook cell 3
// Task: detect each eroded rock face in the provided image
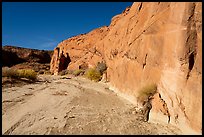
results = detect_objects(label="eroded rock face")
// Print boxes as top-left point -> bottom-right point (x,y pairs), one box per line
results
50,2 -> 202,134
3,45 -> 53,66
2,45 -> 53,73
50,26 -> 109,75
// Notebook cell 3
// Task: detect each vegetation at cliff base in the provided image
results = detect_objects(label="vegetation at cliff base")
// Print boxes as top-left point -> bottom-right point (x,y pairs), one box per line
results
58,69 -> 69,76
73,69 -> 85,76
96,62 -> 107,74
137,83 -> 157,103
85,68 -> 102,82
84,62 -> 107,82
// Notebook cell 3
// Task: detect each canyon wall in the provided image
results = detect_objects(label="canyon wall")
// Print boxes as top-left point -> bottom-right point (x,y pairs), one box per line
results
2,46 -> 53,73
50,26 -> 109,75
3,45 -> 53,66
50,2 -> 202,134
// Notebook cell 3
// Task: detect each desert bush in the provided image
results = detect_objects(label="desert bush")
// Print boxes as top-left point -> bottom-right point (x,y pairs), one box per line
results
2,67 -> 19,78
137,83 -> 157,103
96,62 -> 107,74
2,67 -> 37,81
85,68 -> 102,82
17,69 -> 37,81
67,70 -> 74,74
73,69 -> 85,76
58,69 -> 69,76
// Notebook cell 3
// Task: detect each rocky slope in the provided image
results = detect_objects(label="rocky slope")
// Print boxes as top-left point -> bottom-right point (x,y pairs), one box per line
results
2,45 -> 53,73
50,2 -> 202,134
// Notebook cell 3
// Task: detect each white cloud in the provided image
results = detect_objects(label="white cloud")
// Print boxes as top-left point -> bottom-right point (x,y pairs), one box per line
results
38,37 -> 59,50
40,41 -> 58,48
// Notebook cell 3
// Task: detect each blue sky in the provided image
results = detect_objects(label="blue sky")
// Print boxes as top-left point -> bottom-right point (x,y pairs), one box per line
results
2,2 -> 133,50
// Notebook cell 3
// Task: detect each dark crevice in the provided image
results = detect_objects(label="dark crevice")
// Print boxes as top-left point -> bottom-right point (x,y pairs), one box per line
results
185,3 -> 197,80
186,52 -> 195,80
58,52 -> 71,72
188,52 -> 195,71
143,54 -> 147,69
158,93 -> 171,123
138,3 -> 143,11
56,47 -> 60,58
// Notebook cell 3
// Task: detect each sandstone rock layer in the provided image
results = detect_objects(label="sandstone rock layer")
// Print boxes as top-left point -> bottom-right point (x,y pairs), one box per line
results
3,45 -> 53,73
3,46 -> 53,66
50,2 -> 202,134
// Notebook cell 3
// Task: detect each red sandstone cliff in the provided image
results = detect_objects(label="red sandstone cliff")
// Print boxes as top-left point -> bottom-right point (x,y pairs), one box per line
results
50,26 -> 109,75
50,2 -> 202,134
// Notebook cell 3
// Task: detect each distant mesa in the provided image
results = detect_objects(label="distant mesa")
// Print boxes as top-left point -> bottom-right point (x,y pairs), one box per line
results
2,45 -> 53,73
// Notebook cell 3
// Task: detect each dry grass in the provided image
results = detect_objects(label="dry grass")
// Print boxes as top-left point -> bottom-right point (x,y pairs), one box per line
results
58,70 -> 69,76
2,67 -> 37,81
137,83 -> 157,103
73,69 -> 85,76
2,67 -> 19,78
17,69 -> 37,81
85,68 -> 102,82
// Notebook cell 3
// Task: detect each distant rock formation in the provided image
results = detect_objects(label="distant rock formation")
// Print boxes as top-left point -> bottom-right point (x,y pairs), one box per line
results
50,2 -> 202,134
2,45 -> 53,73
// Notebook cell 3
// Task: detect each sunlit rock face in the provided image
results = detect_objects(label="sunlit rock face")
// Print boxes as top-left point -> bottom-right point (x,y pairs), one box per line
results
50,2 -> 202,134
50,26 -> 109,75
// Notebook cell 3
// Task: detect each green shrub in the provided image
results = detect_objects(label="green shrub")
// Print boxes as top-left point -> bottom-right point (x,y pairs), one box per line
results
85,68 -> 102,82
73,69 -> 85,76
137,83 -> 157,103
96,62 -> 107,74
17,69 -> 37,81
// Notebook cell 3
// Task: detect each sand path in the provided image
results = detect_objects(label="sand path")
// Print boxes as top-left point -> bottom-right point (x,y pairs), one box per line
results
2,75 -> 182,135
